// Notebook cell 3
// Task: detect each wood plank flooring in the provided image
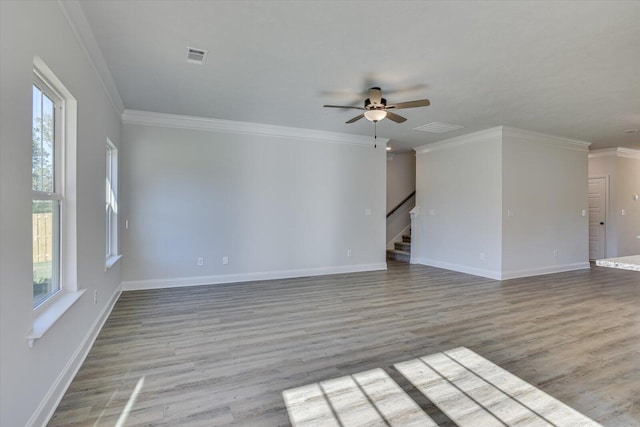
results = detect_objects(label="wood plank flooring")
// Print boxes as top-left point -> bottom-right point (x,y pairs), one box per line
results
50,262 -> 640,426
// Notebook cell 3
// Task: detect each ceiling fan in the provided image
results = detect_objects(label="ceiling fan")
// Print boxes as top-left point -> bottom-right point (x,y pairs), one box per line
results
323,87 -> 430,124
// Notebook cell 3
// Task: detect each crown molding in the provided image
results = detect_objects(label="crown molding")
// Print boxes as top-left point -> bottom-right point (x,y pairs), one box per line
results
589,147 -> 640,160
501,126 -> 592,152
414,126 -> 503,155
122,110 -> 383,146
415,126 -> 592,155
57,0 -> 125,114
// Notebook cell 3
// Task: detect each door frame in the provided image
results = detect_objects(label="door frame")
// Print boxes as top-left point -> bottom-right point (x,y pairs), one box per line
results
588,175 -> 609,260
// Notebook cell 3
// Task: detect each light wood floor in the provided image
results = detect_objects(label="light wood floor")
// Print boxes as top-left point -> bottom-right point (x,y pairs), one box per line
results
50,262 -> 640,426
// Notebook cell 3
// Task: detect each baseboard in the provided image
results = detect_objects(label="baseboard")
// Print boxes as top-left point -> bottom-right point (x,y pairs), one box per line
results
410,257 -> 502,280
411,258 -> 590,281
28,283 -> 123,427
500,262 -> 591,280
122,263 -> 388,291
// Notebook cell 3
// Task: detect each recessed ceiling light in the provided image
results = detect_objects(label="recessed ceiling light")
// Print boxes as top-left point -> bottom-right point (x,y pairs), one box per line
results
414,122 -> 464,134
186,47 -> 207,64
624,128 -> 638,133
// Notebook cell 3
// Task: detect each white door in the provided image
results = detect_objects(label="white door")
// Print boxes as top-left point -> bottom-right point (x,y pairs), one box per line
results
588,177 -> 607,260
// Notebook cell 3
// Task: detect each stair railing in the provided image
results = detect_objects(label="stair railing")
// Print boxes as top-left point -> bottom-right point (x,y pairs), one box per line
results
386,191 -> 416,218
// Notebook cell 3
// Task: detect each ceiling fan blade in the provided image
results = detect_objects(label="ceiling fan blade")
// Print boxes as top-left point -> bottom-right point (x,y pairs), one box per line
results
386,99 -> 430,110
346,114 -> 365,124
323,104 -> 365,110
385,111 -> 407,123
368,87 -> 382,105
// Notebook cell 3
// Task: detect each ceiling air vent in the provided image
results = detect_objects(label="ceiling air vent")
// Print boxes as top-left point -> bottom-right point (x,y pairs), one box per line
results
186,47 -> 207,64
414,122 -> 464,134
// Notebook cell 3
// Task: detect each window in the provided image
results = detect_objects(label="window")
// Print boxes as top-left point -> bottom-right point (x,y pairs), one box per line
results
32,73 -> 64,308
106,138 -> 118,263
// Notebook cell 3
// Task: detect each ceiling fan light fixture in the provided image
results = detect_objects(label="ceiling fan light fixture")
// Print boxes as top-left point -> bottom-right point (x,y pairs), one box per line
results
364,110 -> 387,122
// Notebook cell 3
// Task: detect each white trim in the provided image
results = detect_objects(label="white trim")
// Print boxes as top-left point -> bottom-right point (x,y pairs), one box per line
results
26,283 -> 122,427
500,262 -> 591,280
501,126 -> 591,151
411,258 -> 590,281
57,0 -> 125,114
414,126 -> 591,155
414,126 -> 503,155
589,147 -> 640,160
28,290 -> 86,347
122,263 -> 388,291
410,258 -> 502,280
105,254 -> 122,271
122,110 -> 384,147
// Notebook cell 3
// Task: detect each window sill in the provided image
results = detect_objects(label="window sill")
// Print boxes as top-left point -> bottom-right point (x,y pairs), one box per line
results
27,289 -> 86,348
105,254 -> 123,271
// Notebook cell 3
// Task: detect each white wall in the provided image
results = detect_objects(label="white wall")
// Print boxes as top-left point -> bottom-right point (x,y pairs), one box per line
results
120,114 -> 387,289
413,126 -> 590,280
501,128 -> 590,278
0,2 -> 123,426
386,151 -> 416,246
413,128 -> 503,278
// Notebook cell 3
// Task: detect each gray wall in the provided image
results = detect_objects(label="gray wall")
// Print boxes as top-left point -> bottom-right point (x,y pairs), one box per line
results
121,120 -> 387,289
414,128 -> 503,278
589,152 -> 640,257
1,2 -> 123,425
413,126 -> 590,280
386,152 -> 416,211
501,128 -> 589,277
616,157 -> 640,255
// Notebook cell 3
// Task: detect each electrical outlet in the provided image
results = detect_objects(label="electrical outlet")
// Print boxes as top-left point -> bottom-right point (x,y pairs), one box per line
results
621,209 -> 626,216
479,252 -> 485,261
347,249 -> 352,257
93,290 -> 98,304
553,249 -> 558,258
222,256 -> 229,265
581,210 -> 586,217
197,257 -> 204,266
364,208 -> 372,216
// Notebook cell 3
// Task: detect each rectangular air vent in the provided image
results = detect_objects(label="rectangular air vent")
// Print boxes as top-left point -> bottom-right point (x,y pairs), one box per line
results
186,47 -> 207,64
414,122 -> 464,134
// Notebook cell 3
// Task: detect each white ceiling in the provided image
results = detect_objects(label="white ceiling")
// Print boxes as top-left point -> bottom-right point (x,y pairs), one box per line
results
78,0 -> 640,151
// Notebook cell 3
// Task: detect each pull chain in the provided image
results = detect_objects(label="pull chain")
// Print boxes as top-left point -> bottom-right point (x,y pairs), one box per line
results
374,121 -> 377,148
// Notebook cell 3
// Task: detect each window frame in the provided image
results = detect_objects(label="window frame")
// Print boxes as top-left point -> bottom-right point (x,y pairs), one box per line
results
32,71 -> 65,310
28,58 -> 83,348
105,137 -> 120,268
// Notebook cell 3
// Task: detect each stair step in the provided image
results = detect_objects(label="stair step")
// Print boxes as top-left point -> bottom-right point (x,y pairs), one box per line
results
386,249 -> 411,263
394,241 -> 411,252
402,235 -> 411,243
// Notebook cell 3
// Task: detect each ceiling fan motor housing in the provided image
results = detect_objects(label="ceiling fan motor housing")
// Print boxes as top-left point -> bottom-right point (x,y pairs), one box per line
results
365,98 -> 386,109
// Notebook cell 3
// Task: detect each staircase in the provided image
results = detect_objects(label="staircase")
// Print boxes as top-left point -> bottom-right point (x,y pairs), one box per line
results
386,233 -> 411,263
